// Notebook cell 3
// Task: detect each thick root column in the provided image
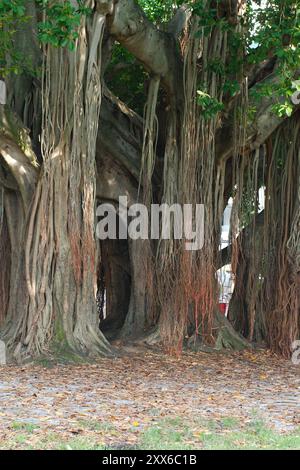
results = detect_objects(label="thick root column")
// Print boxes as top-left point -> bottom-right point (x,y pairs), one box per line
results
2,4 -> 113,360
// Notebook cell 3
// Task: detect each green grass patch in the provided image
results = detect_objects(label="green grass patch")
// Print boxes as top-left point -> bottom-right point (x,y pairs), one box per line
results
1,416 -> 299,450
76,419 -> 116,433
139,416 -> 300,450
10,422 -> 39,433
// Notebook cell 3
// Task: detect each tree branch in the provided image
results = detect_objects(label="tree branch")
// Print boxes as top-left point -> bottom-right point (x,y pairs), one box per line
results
0,135 -> 38,210
167,4 -> 192,38
103,0 -> 182,96
217,71 -> 300,161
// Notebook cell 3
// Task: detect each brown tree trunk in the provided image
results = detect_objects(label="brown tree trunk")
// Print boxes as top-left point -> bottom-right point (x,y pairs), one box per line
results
121,239 -> 153,339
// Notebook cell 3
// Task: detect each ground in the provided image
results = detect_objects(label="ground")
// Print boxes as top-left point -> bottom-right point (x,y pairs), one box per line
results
0,348 -> 299,450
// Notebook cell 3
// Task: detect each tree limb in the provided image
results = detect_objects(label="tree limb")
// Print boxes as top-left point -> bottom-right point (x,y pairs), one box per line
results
0,135 -> 38,210
216,71 -> 300,161
167,4 -> 192,38
103,0 -> 182,97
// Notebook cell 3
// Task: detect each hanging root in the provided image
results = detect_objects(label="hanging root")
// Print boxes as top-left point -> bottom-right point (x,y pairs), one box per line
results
156,15 -> 231,352
228,113 -> 300,358
140,76 -> 160,204
261,118 -> 300,357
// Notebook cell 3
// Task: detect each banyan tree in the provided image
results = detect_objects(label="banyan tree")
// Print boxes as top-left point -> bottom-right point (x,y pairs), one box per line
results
0,0 -> 299,361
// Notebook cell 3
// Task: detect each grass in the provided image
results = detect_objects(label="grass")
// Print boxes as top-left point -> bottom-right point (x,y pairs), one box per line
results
139,416 -> 300,450
77,419 -> 116,432
10,422 -> 39,433
1,416 -> 299,450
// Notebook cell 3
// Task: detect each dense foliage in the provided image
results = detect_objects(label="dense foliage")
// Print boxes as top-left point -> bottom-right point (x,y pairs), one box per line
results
0,0 -> 27,76
1,1 -> 299,116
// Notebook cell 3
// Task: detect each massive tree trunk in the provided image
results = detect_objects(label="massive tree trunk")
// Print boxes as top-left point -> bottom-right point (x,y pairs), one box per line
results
0,0 -> 299,361
1,3 -> 114,360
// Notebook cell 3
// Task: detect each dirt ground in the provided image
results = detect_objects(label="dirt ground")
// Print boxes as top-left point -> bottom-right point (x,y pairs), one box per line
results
0,348 -> 299,449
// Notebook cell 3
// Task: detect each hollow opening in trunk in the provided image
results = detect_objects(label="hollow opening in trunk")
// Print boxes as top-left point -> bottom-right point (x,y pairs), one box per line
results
98,237 -> 131,340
